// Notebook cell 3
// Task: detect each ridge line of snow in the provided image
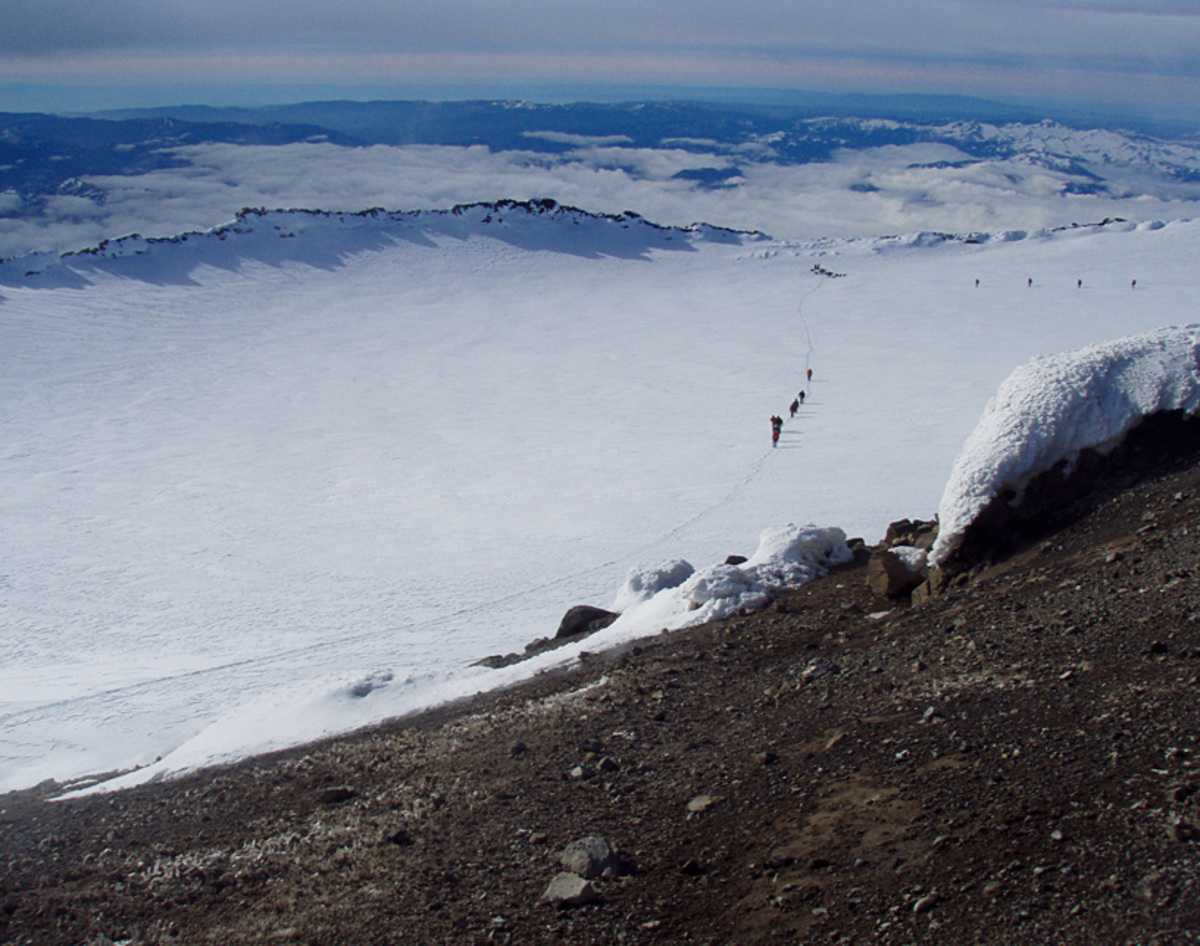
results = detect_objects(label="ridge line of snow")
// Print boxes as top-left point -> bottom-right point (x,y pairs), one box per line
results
0,198 -> 767,272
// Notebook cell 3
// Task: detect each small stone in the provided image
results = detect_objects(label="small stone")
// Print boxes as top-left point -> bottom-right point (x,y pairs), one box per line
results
383,828 -> 413,847
912,893 -> 939,914
802,658 -> 840,682
1167,820 -> 1200,843
1148,641 -> 1169,656
568,765 -> 594,781
1050,829 -> 1064,841
541,872 -> 599,907
687,794 -> 720,814
510,740 -> 528,757
754,751 -> 779,766
981,881 -> 1002,898
1168,783 -> 1198,803
680,858 -> 708,876
597,756 -> 620,773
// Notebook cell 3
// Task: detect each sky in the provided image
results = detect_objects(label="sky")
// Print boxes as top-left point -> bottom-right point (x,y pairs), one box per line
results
2,0 -> 1199,120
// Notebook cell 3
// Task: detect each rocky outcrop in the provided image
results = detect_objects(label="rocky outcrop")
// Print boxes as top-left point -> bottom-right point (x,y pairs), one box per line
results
883,517 -> 938,550
936,411 -> 1200,582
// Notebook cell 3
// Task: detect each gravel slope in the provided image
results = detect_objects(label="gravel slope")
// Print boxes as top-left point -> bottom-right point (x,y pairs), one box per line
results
3,447 -> 1200,945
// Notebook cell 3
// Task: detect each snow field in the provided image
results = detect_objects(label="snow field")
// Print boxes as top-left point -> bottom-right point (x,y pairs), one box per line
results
2,211 -> 1197,791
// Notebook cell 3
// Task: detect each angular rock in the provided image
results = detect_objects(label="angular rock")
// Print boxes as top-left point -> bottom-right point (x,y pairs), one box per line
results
884,517 -> 938,549
846,537 -> 871,565
867,547 -> 927,598
541,872 -> 599,907
560,836 -> 621,879
724,555 -> 748,566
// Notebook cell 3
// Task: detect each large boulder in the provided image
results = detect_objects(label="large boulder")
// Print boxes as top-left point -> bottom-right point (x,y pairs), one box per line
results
867,546 -> 928,598
554,605 -> 620,640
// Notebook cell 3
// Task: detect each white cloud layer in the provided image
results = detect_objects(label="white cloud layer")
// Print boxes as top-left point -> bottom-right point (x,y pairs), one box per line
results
2,138 -> 1198,259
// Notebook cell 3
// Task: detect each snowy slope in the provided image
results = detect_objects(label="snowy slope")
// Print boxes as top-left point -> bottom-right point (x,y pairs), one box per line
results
2,205 -> 1197,792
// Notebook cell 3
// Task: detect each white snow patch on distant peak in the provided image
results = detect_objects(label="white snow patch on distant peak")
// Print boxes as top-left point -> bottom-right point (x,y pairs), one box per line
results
931,325 -> 1200,567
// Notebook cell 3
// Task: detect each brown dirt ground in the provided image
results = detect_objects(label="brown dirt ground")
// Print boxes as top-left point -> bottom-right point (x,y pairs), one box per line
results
3,450 -> 1200,945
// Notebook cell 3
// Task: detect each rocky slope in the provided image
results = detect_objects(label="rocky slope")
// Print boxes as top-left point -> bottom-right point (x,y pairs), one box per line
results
3,442 -> 1200,945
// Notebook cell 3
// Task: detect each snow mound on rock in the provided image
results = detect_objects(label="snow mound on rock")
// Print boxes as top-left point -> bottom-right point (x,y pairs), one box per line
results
889,545 -> 928,573
613,559 -> 695,612
605,524 -> 851,636
931,325 -> 1200,566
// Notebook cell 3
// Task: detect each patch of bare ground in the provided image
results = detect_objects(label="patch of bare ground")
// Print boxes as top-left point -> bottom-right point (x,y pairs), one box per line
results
4,452 -> 1200,945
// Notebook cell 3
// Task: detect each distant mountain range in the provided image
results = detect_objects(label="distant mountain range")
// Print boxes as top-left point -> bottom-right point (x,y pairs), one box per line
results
3,100 -> 1198,202
1,99 -> 1198,258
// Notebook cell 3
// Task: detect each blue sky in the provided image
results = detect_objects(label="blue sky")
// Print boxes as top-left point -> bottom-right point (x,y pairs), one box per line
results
1,0 -> 1198,121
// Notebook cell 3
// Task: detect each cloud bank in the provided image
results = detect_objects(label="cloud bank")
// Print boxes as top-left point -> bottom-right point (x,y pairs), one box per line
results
3,133 -> 1200,259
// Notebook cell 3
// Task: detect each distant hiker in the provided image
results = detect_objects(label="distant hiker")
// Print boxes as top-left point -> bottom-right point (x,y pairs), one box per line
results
1132,278 -> 1137,289
1077,278 -> 1083,288
806,367 -> 813,383
974,278 -> 980,288
1027,277 -> 1033,288
770,415 -> 783,447
798,390 -> 806,404
789,398 -> 800,418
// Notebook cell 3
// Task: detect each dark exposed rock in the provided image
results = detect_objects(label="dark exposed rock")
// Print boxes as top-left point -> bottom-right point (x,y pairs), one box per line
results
724,555 -> 748,566
555,605 -> 620,640
845,538 -> 871,565
883,517 -> 938,549
471,653 -> 522,669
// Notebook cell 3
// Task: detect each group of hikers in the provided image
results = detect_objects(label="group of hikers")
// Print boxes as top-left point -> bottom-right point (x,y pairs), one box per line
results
771,367 -> 813,447
973,277 -> 1138,289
